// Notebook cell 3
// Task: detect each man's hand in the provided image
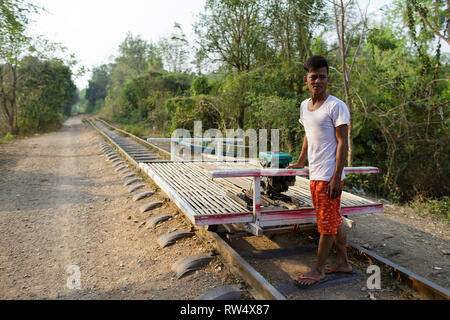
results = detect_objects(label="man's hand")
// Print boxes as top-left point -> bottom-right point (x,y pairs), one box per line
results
288,161 -> 305,169
327,177 -> 343,199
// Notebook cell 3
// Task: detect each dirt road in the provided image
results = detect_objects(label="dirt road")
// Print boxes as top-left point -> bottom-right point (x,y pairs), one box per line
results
0,116 -> 228,299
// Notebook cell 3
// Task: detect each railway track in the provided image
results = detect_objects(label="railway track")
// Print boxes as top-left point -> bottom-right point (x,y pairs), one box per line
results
85,118 -> 450,301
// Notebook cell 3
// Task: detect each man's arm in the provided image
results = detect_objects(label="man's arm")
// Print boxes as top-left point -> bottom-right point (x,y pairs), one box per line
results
288,136 -> 308,169
328,124 -> 348,199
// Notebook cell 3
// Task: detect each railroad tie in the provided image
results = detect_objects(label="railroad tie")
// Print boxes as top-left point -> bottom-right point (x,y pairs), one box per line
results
133,191 -> 155,201
115,165 -> 128,172
139,201 -> 163,214
124,178 -> 143,186
114,162 -> 125,167
157,230 -> 194,248
146,213 -> 171,228
122,173 -> 136,180
277,271 -> 361,293
195,285 -> 243,300
171,254 -> 213,279
128,184 -> 146,193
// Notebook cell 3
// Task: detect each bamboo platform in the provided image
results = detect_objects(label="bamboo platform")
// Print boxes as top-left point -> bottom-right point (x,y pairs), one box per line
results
139,161 -> 383,228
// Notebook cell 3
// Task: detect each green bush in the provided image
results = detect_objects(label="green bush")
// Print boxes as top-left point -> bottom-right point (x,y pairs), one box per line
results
191,76 -> 211,95
0,133 -> 16,144
411,196 -> 449,223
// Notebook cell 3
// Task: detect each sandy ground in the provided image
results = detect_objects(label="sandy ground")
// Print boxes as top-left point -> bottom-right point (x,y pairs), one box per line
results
348,205 -> 449,290
0,115 -> 448,300
0,116 -> 231,300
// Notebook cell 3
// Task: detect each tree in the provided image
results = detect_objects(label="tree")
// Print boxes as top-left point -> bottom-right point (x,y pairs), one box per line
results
191,75 -> 211,95
264,0 -> 327,94
407,0 -> 450,45
105,33 -> 162,118
85,64 -> 110,113
0,0 -> 38,35
330,0 -> 369,167
17,56 -> 76,132
157,23 -> 190,73
0,0 -> 39,134
0,31 -> 31,134
194,0 -> 268,127
195,0 -> 266,73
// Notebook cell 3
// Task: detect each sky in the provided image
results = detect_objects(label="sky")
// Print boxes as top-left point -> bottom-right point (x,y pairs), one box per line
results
29,0 -> 393,89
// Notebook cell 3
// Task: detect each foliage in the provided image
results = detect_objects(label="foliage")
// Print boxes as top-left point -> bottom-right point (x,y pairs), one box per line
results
85,65 -> 109,113
0,0 -> 39,34
191,75 -> 211,95
410,196 -> 449,223
168,95 -> 222,132
17,56 -> 76,133
0,1 -> 77,135
246,94 -> 303,154
157,23 -> 190,73
0,132 -> 15,144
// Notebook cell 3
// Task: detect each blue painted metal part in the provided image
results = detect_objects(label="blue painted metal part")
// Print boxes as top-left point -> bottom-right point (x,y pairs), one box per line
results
259,152 -> 293,166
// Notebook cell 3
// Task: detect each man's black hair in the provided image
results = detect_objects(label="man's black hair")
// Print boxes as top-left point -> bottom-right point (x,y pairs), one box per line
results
303,55 -> 329,74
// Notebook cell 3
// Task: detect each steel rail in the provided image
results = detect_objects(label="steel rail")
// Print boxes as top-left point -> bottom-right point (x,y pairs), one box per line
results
347,241 -> 450,300
85,119 -> 138,167
197,226 -> 287,300
87,118 -> 450,301
97,118 -> 172,157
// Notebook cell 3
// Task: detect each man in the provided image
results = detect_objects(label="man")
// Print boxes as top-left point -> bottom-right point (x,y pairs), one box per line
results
288,55 -> 352,288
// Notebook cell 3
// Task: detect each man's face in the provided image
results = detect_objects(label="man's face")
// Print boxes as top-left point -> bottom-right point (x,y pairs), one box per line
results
304,67 -> 330,96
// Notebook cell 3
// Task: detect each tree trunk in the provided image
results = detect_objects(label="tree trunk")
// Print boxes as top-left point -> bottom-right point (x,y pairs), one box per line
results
343,80 -> 354,167
0,65 -> 17,135
10,65 -> 18,135
238,103 -> 245,129
335,0 -> 354,167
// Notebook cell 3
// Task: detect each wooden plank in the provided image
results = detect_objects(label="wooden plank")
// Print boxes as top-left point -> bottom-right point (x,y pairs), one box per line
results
158,162 -> 248,214
152,164 -> 216,215
175,163 -> 247,213
153,163 -> 240,215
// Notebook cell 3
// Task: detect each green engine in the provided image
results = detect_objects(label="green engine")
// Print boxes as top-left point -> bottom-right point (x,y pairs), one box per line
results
259,152 -> 296,196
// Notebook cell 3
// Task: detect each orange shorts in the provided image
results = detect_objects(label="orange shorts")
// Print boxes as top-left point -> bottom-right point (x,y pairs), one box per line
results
310,180 -> 344,235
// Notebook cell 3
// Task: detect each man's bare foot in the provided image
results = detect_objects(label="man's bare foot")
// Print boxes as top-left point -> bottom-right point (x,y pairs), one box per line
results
295,269 -> 326,288
325,263 -> 353,274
